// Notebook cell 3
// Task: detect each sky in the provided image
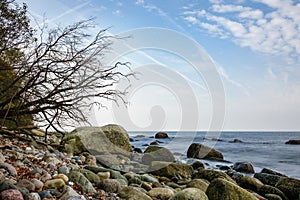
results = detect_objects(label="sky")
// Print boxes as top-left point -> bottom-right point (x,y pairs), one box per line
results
16,0 -> 300,131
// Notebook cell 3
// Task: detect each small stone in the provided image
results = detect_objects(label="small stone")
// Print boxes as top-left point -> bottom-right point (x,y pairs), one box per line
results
38,190 -> 53,199
58,166 -> 70,175
45,179 -> 66,189
148,187 -> 174,200
40,172 -> 52,182
0,172 -> 5,184
68,171 -> 96,194
31,179 -> 44,190
0,162 -> 17,177
85,155 -> 97,167
27,192 -> 41,200
99,179 -> 121,193
16,179 -> 35,192
0,189 -> 24,200
141,182 -> 152,191
97,172 -> 110,180
80,169 -> 100,184
118,186 -> 152,200
54,174 -> 69,183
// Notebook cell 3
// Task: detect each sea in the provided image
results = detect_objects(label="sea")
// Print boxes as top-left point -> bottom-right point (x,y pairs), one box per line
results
129,131 -> 300,179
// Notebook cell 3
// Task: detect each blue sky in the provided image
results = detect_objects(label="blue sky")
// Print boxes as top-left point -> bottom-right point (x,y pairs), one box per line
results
17,0 -> 300,131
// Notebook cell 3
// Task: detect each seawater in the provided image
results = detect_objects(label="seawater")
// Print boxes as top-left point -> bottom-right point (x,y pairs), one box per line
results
129,131 -> 300,179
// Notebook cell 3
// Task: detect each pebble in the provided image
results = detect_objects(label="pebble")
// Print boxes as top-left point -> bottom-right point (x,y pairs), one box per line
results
0,189 -> 24,200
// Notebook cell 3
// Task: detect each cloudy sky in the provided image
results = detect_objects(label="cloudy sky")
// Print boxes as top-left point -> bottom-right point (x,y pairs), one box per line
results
17,0 -> 300,131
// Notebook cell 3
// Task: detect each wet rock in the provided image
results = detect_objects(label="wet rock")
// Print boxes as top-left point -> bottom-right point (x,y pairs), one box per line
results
150,162 -> 194,179
0,189 -> 24,200
206,178 -> 258,200
186,179 -> 209,192
45,178 -> 66,189
16,179 -> 35,192
191,161 -> 205,170
285,139 -> 300,144
258,185 -> 288,200
155,132 -> 169,138
233,162 -> 255,173
193,169 -> 236,184
235,175 -> 263,192
230,139 -> 243,143
118,186 -> 152,200
265,194 -> 283,200
148,187 -> 174,200
68,171 -> 96,194
187,143 -> 223,160
171,188 -> 208,200
133,148 -> 143,153
275,177 -> 300,200
141,146 -> 175,165
150,141 -> 159,145
254,173 -> 282,186
261,168 -> 287,177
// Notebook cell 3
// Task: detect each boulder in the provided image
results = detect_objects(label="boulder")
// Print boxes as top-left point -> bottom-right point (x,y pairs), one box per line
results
193,169 -> 236,184
261,168 -> 287,177
235,175 -> 263,192
186,179 -> 209,192
171,188 -> 208,200
149,162 -> 194,179
118,186 -> 152,200
265,194 -> 284,200
141,146 -> 175,165
275,177 -> 300,200
254,173 -> 282,186
233,162 -> 255,173
148,187 -> 174,200
61,125 -> 131,167
155,132 -> 169,138
206,178 -> 258,200
187,143 -> 223,160
258,185 -> 288,200
230,139 -> 243,143
285,139 -> 300,144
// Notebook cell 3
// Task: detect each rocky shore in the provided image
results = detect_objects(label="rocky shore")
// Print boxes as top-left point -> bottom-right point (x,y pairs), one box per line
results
0,124 -> 299,200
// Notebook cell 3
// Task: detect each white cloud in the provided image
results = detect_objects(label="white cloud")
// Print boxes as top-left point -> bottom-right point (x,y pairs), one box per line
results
183,1 -> 300,61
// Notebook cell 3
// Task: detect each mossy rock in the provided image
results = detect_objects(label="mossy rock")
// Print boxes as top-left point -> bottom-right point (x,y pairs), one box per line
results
275,177 -> 300,200
206,178 -> 258,200
193,169 -> 236,184
149,162 -> 194,179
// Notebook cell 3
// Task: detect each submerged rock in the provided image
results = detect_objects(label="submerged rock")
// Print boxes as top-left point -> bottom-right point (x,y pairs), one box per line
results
155,132 -> 169,138
285,139 -> 300,144
187,143 -> 223,160
206,178 -> 258,200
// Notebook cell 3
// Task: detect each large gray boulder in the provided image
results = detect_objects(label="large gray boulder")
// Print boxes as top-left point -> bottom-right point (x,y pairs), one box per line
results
61,125 -> 131,157
141,146 -> 175,165
61,125 -> 132,168
187,143 -> 223,160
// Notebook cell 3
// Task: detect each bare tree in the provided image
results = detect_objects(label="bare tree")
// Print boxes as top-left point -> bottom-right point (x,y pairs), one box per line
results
0,1 -> 134,140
